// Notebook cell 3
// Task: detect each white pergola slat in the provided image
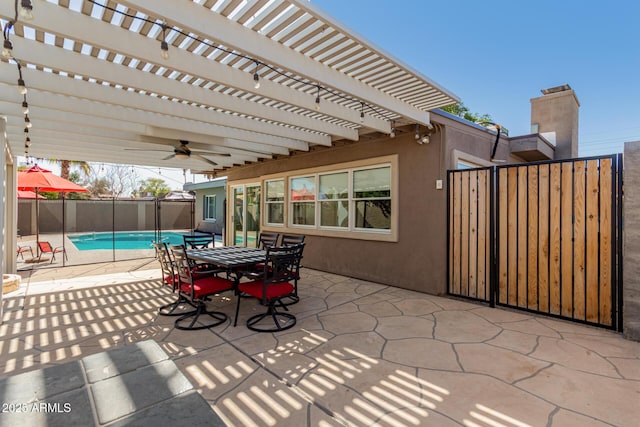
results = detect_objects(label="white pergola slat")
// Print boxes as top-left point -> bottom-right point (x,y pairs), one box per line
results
0,0 -> 458,173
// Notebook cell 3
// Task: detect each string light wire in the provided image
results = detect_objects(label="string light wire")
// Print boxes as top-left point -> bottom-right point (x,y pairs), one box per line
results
84,0 -> 395,123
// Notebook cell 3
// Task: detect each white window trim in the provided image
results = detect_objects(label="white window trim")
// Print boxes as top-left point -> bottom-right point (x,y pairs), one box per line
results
264,178 -> 285,227
204,194 -> 216,220
229,155 -> 399,242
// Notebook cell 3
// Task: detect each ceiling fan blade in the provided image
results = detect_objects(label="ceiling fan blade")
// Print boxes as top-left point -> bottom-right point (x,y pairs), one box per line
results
194,154 -> 218,167
162,154 -> 176,160
124,148 -> 172,153
189,149 -> 232,157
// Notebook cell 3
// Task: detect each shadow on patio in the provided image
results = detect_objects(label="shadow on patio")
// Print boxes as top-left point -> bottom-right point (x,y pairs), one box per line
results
1,262 -> 639,426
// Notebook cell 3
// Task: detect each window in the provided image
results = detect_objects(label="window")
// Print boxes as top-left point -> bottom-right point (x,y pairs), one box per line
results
319,172 -> 349,228
457,159 -> 482,170
286,164 -> 392,232
265,179 -> 284,225
290,176 -> 316,226
353,167 -> 391,230
204,195 -> 216,220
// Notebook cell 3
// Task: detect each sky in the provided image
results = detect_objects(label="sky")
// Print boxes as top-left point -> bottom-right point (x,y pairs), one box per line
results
313,0 -> 640,156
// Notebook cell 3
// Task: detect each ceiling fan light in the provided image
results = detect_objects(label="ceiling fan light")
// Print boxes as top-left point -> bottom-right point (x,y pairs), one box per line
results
174,152 -> 189,159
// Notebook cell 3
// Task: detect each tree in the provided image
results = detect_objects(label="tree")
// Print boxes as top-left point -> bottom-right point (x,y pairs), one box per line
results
87,177 -> 111,198
138,178 -> 171,198
66,171 -> 90,199
44,159 -> 91,180
85,165 -> 139,198
43,158 -> 92,199
441,102 -> 492,124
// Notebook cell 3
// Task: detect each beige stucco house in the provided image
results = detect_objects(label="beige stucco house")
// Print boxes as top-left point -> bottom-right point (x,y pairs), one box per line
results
185,86 -> 580,296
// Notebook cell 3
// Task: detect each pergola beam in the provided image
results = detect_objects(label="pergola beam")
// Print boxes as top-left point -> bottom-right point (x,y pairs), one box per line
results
0,83 -> 292,156
9,38 -> 350,143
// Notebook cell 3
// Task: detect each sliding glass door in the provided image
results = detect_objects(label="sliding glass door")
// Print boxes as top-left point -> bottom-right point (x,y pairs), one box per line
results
230,183 -> 261,247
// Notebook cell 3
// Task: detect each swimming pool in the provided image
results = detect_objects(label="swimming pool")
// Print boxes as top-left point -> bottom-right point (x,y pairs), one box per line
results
68,231 -> 218,251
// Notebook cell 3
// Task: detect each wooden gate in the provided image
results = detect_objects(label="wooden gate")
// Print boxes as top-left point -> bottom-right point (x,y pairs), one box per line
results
447,155 -> 623,330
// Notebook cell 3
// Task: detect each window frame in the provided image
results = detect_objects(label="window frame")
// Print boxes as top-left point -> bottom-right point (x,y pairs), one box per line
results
264,178 -> 285,226
203,194 -> 216,220
230,155 -> 398,242
287,163 -> 392,233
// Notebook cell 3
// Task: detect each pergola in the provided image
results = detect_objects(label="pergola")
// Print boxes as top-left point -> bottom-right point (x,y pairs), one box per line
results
0,0 -> 458,174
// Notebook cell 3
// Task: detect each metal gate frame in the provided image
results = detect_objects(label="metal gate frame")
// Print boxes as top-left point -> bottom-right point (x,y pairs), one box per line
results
447,154 -> 623,331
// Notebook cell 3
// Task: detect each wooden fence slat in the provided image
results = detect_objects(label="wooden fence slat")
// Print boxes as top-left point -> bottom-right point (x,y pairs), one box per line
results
561,162 -> 574,318
469,170 -> 478,298
499,168 -> 509,304
586,160 -> 600,322
538,164 -> 550,313
528,165 -> 539,310
600,158 -> 613,326
477,170 -> 487,301
517,167 -> 528,308
549,164 -> 562,315
573,161 -> 586,321
508,167 -> 518,306
461,172 -> 470,296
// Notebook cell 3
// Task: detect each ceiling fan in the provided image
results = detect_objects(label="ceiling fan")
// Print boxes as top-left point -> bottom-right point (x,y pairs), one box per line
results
125,140 -> 231,167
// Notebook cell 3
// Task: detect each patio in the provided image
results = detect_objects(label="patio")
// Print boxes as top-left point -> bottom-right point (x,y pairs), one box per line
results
1,261 -> 638,426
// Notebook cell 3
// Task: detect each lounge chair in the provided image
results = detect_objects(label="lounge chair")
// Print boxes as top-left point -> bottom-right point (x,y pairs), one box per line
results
17,245 -> 33,260
37,241 -> 68,264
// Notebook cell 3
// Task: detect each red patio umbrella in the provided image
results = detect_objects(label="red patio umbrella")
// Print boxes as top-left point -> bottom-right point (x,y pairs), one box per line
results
17,190 -> 45,199
17,165 -> 89,258
18,165 -> 89,193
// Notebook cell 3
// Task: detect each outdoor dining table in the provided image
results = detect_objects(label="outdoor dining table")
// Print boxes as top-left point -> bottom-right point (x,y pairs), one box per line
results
186,246 -> 266,273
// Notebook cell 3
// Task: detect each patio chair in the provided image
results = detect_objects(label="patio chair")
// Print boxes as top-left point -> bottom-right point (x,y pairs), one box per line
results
154,242 -> 197,317
183,234 -> 214,249
17,244 -> 33,260
258,232 -> 279,249
37,241 -> 67,264
234,243 -> 304,332
170,245 -> 235,330
280,234 -> 305,246
278,234 -> 306,305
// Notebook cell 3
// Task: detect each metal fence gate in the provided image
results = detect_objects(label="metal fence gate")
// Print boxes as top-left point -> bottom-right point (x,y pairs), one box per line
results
447,154 -> 623,330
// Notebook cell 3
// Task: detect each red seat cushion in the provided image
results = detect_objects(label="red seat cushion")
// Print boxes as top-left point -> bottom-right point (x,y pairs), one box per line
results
163,274 -> 178,285
238,280 -> 294,300
180,276 -> 234,299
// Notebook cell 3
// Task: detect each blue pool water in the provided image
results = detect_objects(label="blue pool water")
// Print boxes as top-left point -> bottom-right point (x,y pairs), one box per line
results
69,231 -> 217,251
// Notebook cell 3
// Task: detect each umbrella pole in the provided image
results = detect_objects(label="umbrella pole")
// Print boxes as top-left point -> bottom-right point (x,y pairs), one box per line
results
35,188 -> 40,257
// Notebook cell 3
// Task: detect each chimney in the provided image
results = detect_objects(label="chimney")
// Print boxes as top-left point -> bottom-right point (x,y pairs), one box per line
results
530,84 -> 580,159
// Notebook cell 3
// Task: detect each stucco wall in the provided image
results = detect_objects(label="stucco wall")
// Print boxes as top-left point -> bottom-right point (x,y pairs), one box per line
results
225,129 -> 449,295
17,199 -> 193,235
192,187 -> 226,223
623,141 -> 640,340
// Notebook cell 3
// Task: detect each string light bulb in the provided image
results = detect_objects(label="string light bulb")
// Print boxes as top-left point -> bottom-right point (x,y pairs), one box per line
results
25,137 -> 31,147
315,85 -> 321,111
390,121 -> 396,138
414,124 -> 420,140
160,23 -> 169,60
253,61 -> 261,89
23,127 -> 29,137
360,102 -> 365,123
18,78 -> 27,95
2,39 -> 13,58
19,0 -> 34,21
24,116 -> 32,128
21,100 -> 29,114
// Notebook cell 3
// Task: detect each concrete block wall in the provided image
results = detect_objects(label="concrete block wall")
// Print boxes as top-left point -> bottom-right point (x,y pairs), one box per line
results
623,141 -> 640,340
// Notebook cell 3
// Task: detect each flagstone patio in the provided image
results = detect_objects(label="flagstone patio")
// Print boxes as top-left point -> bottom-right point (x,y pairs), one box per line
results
1,260 -> 639,426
